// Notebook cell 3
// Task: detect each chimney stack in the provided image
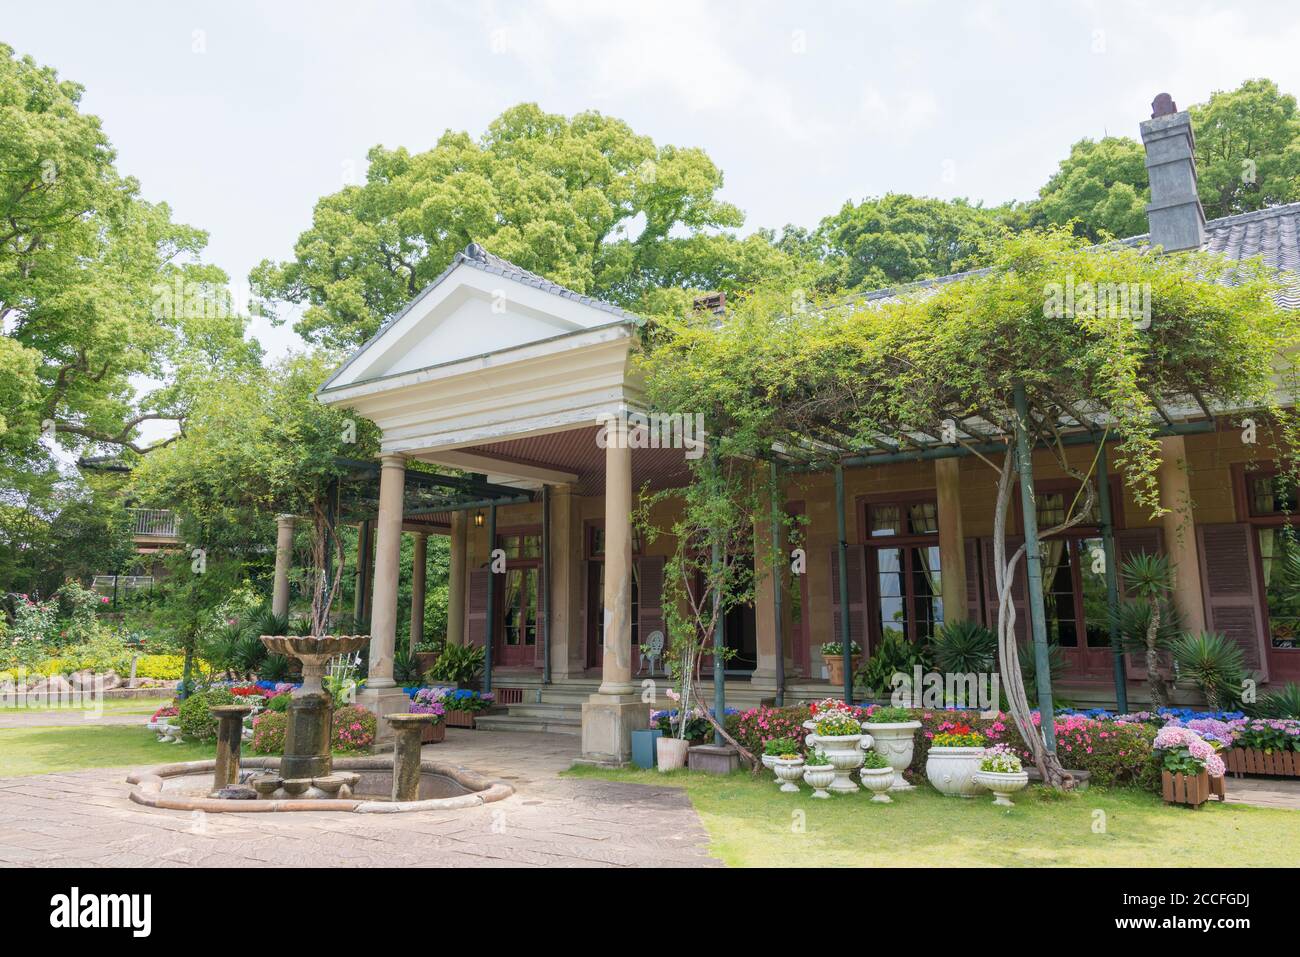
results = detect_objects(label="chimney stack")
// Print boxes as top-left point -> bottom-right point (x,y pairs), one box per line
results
1139,93 -> 1206,252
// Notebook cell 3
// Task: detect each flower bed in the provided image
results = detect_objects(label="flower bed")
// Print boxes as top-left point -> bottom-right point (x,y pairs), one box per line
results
404,686 -> 494,728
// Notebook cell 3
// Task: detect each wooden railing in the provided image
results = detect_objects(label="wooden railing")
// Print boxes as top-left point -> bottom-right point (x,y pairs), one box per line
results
129,508 -> 178,538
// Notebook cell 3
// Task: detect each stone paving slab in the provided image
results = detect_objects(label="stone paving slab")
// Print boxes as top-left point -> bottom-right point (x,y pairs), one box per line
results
0,729 -> 720,868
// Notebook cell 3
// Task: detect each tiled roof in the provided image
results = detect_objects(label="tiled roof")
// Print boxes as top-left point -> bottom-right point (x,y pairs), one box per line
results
857,202 -> 1300,310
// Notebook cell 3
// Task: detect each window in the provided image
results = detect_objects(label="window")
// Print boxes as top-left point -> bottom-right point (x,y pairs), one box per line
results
866,498 -> 943,644
1029,489 -> 1113,671
1243,470 -> 1300,649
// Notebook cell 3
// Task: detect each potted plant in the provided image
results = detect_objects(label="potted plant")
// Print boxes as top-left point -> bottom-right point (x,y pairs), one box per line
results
820,640 -> 862,686
804,708 -> 871,793
860,749 -> 895,803
1154,725 -> 1226,807
657,734 -> 690,771
408,688 -> 447,744
1222,717 -> 1300,778
864,704 -> 922,791
772,750 -> 806,793
925,722 -> 987,797
412,639 -> 443,678
802,749 -> 836,798
763,736 -> 801,783
973,744 -> 1028,806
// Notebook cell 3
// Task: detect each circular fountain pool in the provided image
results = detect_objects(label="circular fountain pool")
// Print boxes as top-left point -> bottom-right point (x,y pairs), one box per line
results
127,755 -> 513,813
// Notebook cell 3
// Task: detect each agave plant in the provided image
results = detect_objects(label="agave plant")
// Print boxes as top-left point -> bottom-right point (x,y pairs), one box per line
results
1248,681 -> 1300,719
932,619 -> 998,676
1170,631 -> 1246,710
1016,639 -> 1066,708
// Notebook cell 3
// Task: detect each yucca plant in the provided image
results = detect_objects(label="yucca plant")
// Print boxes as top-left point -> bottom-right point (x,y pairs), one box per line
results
932,619 -> 998,676
250,609 -> 290,637
1119,552 -> 1175,707
1248,681 -> 1300,719
1170,632 -> 1246,710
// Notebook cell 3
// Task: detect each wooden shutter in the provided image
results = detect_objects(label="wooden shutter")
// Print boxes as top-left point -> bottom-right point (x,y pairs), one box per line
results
637,555 -> 666,670
964,538 -> 984,622
829,546 -> 868,653
982,537 -> 1028,644
1197,523 -> 1270,680
1115,527 -> 1165,679
466,567 -> 489,648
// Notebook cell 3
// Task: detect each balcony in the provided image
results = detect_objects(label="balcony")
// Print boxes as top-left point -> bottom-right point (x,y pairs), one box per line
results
129,508 -> 179,540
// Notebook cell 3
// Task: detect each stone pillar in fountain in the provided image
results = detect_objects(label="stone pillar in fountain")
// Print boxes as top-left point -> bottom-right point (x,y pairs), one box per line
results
210,704 -> 253,793
387,713 -> 435,802
357,453 -> 415,749
581,416 -> 646,765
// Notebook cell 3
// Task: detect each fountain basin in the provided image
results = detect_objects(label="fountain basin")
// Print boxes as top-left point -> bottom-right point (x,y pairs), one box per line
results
126,755 -> 512,813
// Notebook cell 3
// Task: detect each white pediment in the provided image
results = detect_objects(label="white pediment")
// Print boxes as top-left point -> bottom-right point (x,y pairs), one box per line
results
326,260 -> 627,389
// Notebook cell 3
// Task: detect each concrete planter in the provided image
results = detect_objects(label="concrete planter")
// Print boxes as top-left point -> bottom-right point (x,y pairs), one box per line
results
773,757 -> 805,792
864,720 -> 921,791
925,746 -> 985,797
803,763 -> 836,798
974,769 -> 1028,806
860,765 -> 896,802
805,732 -> 871,793
656,736 -> 689,771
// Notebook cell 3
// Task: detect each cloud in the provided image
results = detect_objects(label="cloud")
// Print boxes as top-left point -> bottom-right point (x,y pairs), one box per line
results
858,86 -> 940,139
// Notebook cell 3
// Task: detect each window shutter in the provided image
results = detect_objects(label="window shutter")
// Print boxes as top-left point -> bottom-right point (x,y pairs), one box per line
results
466,567 -> 489,648
964,538 -> 983,622
982,537 -> 1028,644
637,555 -> 666,671
829,546 -> 868,653
1197,523 -> 1269,680
1115,527 -> 1165,679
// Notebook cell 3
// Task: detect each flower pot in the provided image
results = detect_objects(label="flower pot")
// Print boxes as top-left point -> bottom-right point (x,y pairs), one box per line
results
657,736 -> 690,771
773,758 -> 806,793
1162,769 -> 1211,807
860,766 -> 896,803
925,746 -> 985,797
803,763 -> 836,798
420,721 -> 446,745
632,729 -> 663,770
824,655 -> 862,687
804,732 -> 871,793
414,651 -> 439,676
974,769 -> 1028,806
864,720 -> 921,791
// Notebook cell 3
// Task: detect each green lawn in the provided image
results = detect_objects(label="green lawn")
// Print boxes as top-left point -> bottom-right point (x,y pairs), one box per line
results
0,696 -> 172,715
566,765 -> 1300,867
0,725 -> 213,777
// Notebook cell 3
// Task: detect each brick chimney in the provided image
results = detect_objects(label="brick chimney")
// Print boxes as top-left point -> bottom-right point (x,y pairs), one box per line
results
1139,93 -> 1206,252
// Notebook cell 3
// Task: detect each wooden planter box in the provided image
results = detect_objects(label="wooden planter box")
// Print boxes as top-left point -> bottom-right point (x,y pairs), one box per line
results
420,721 -> 446,745
1223,747 -> 1300,778
445,709 -> 476,729
1162,769 -> 1211,808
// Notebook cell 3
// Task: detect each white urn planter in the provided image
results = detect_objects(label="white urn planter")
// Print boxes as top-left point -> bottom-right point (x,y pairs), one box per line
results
860,766 -> 896,803
864,720 -> 921,791
805,732 -> 872,793
772,757 -> 806,793
656,737 -> 690,771
925,746 -> 986,797
974,769 -> 1029,806
803,763 -> 836,798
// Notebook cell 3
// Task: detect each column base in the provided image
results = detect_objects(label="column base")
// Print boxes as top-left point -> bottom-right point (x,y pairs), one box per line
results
355,685 -> 413,751
579,693 -> 647,766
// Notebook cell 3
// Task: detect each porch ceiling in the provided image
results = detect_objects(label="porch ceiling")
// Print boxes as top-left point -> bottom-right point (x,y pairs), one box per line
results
446,424 -> 692,497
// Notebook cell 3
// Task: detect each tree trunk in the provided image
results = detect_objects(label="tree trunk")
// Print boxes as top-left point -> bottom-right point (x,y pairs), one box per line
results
1145,599 -> 1166,707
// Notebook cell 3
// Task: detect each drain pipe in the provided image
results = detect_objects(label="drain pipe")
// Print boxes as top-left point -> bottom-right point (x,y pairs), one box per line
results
541,484 -> 552,687
770,461 -> 786,707
835,463 -> 852,705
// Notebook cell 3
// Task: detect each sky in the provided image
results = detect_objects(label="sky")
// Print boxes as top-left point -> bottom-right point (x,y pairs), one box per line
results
6,0 -> 1300,441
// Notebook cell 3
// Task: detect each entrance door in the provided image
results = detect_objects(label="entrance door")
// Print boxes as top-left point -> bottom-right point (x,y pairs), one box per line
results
1039,535 -> 1114,679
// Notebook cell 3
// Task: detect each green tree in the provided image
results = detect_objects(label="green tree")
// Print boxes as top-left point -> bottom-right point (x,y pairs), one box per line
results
1190,78 -> 1300,219
1032,136 -> 1150,241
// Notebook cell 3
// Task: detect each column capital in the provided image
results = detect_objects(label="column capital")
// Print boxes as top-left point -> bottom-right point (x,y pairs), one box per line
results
275,513 -> 297,527
379,453 -> 408,470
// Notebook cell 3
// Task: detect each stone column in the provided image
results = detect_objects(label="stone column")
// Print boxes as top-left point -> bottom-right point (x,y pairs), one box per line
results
446,511 -> 467,646
1158,435 -> 1207,633
271,515 -> 295,618
386,714 -> 433,803
409,532 -> 427,653
210,704 -> 253,794
935,457 -> 968,624
357,454 -> 413,749
548,483 -> 579,678
752,467 -> 781,694
581,418 -> 646,764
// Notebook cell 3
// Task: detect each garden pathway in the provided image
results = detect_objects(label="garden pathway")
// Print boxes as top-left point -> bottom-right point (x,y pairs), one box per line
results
0,730 -> 721,868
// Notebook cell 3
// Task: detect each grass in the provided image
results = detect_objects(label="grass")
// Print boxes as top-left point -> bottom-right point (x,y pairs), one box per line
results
0,725 -> 214,777
0,696 -> 172,715
566,764 -> 1300,867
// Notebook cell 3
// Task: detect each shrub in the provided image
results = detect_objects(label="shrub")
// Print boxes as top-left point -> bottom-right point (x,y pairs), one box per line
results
864,705 -> 914,723
178,687 -> 236,743
862,750 -> 890,769
266,691 -> 291,712
932,619 -> 997,675
331,705 -> 376,752
725,705 -> 811,755
251,709 -> 288,755
1247,682 -> 1300,719
135,654 -> 188,679
762,736 -> 800,756
426,644 -> 484,686
856,631 -> 931,696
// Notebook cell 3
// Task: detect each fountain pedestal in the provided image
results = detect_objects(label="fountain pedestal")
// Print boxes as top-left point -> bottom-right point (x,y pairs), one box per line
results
210,704 -> 253,795
386,713 -> 436,802
282,693 -> 333,779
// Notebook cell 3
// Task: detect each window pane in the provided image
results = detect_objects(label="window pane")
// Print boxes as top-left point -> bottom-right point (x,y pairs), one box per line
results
870,505 -> 901,537
502,569 -> 523,645
523,568 -> 537,646
1039,539 -> 1078,646
908,503 -> 939,535
1250,475 -> 1298,516
1259,528 -> 1300,648
1035,492 -> 1067,528
876,547 -> 906,640
909,545 -> 943,639
1079,536 -> 1110,648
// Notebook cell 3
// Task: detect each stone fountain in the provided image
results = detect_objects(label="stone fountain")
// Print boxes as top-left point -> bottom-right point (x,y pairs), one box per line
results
249,634 -> 372,799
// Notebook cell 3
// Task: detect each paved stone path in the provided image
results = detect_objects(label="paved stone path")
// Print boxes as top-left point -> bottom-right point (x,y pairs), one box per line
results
0,730 -> 720,868
1222,775 -> 1300,810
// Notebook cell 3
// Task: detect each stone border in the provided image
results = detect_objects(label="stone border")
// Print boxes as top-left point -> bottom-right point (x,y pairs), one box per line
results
125,755 -> 513,813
